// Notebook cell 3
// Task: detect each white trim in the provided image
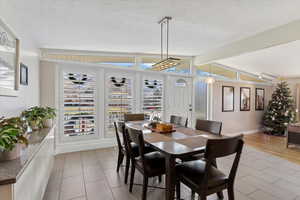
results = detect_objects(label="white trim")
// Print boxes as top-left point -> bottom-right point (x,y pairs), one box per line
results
55,138 -> 116,154
40,48 -> 193,59
40,59 -> 193,78
0,87 -> 18,97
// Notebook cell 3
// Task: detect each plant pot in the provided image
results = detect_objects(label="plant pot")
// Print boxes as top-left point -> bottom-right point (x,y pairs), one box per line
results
43,119 -> 53,128
30,121 -> 40,131
0,144 -> 21,162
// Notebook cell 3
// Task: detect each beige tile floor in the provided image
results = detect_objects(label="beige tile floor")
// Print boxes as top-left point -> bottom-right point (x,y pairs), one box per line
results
43,145 -> 300,200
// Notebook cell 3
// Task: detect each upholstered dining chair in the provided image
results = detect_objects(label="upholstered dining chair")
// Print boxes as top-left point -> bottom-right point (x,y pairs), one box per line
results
185,119 -> 224,198
195,119 -> 222,135
175,135 -> 244,200
170,115 -> 188,127
124,113 -> 145,122
126,127 -> 166,200
114,121 -> 155,184
114,121 -> 126,174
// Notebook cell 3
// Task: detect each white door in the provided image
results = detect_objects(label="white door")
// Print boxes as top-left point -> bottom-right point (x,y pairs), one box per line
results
166,76 -> 193,127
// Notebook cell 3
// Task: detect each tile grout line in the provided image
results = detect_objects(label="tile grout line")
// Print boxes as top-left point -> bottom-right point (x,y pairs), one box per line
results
101,148 -> 120,200
81,152 -> 88,200
58,155 -> 66,200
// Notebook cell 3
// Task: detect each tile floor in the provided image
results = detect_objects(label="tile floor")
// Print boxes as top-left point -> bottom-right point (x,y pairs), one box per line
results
43,145 -> 300,200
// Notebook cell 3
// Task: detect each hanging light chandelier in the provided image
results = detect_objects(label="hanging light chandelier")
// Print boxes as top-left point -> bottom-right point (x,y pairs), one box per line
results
152,16 -> 181,71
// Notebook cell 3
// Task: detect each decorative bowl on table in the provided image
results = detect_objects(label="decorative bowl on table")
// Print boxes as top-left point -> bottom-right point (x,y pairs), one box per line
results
151,123 -> 175,133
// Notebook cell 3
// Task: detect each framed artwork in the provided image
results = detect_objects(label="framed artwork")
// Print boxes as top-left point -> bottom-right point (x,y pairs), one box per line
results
222,86 -> 234,112
20,63 -> 28,85
255,88 -> 265,111
240,87 -> 251,111
0,17 -> 20,96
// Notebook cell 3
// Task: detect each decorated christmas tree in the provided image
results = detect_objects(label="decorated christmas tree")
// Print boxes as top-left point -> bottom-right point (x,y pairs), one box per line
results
263,81 -> 296,135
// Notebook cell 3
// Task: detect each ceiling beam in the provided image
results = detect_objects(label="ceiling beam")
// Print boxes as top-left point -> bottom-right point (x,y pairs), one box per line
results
194,19 -> 300,65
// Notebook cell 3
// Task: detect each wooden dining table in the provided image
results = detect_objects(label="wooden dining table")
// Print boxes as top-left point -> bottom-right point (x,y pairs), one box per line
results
125,121 -> 226,200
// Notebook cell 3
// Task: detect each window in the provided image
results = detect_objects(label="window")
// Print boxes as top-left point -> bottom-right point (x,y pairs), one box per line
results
196,64 -> 237,80
142,78 -> 164,119
63,72 -> 96,136
140,57 -> 161,70
240,73 -> 266,83
44,54 -> 135,68
105,74 -> 134,136
195,80 -> 207,120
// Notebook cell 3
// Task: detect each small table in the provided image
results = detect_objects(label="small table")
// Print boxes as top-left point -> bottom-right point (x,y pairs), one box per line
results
125,121 -> 226,200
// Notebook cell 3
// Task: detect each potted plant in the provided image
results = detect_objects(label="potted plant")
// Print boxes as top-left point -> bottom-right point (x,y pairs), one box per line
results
0,117 -> 28,161
21,106 -> 46,131
43,107 -> 56,128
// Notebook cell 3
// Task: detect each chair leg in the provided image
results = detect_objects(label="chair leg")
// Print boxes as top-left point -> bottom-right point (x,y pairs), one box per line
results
124,156 -> 130,184
228,186 -> 234,200
116,151 -> 124,172
217,191 -> 224,199
129,165 -> 135,192
158,175 -> 162,183
142,176 -> 148,200
176,181 -> 181,200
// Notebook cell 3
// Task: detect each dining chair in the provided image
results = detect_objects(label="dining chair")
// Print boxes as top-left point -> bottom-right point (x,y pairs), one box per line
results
126,127 -> 166,200
115,122 -> 155,184
170,115 -> 188,127
184,119 -> 224,198
124,113 -> 145,122
195,119 -> 222,135
114,121 -> 126,174
175,135 -> 244,200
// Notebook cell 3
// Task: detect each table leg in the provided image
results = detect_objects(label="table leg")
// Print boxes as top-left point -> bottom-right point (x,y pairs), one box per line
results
165,155 -> 176,200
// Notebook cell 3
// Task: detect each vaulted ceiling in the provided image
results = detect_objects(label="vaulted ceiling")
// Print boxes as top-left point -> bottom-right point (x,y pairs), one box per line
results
2,0 -> 300,76
2,0 -> 300,55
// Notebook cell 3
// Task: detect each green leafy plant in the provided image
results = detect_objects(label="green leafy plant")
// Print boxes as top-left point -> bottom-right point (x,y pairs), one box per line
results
44,107 -> 56,119
0,117 -> 28,152
21,106 -> 46,129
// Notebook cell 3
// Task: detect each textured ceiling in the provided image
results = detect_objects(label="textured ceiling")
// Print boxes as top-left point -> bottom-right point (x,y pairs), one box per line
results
2,0 -> 300,55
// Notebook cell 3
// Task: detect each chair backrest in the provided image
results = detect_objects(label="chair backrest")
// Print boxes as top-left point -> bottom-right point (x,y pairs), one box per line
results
170,115 -> 188,127
195,119 -> 222,135
204,135 -> 244,183
124,113 -> 145,122
126,127 -> 146,161
114,121 -> 124,151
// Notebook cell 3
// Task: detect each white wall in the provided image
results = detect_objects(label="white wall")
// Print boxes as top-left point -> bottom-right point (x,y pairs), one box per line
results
212,81 -> 273,135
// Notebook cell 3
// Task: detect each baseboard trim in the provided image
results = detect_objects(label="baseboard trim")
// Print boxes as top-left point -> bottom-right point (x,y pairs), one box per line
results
55,138 -> 116,155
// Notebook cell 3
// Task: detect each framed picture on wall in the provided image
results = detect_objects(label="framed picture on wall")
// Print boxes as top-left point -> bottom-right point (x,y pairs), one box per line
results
20,63 -> 28,85
222,86 -> 234,112
240,87 -> 251,111
255,88 -> 265,110
0,17 -> 20,96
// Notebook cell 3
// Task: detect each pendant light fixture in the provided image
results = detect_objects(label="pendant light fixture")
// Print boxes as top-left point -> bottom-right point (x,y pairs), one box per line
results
152,16 -> 181,71
205,64 -> 215,84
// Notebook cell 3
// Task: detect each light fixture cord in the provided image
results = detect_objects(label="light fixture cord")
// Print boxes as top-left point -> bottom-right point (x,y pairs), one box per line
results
167,19 -> 169,59
161,22 -> 163,60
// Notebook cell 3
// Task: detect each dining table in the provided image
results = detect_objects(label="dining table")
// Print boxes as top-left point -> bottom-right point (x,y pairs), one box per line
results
125,121 -> 227,200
